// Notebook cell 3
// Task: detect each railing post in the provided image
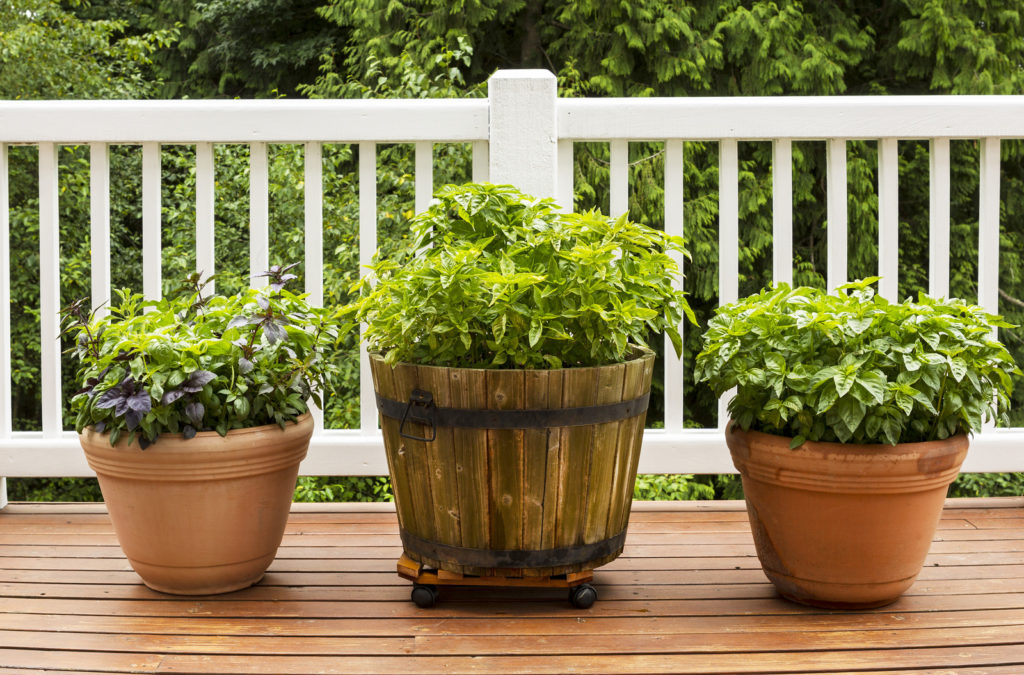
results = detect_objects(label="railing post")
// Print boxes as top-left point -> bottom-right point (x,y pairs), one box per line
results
487,70 -> 558,200
0,143 -> 9,509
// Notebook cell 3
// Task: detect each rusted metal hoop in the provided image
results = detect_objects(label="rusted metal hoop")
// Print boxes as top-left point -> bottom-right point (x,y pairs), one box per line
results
375,390 -> 650,434
400,528 -> 628,569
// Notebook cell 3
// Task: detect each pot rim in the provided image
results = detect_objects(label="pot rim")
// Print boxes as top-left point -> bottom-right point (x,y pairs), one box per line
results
80,411 -> 313,442
726,420 -> 968,451
369,344 -> 655,374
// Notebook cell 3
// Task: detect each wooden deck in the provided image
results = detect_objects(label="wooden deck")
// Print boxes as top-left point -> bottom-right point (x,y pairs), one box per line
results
0,498 -> 1022,674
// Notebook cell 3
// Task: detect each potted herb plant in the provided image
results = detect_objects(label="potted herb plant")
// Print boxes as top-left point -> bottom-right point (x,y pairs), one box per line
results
61,265 -> 338,595
342,182 -> 693,606
695,278 -> 1020,608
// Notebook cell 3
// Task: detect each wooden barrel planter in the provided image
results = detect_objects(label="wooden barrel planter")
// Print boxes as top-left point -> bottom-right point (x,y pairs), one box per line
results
370,348 -> 655,577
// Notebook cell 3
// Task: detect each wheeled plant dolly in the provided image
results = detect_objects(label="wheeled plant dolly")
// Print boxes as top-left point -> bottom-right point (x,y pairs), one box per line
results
397,554 -> 599,609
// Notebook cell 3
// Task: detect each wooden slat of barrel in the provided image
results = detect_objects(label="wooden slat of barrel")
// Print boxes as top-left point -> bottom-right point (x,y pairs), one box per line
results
486,369 -> 525,578
369,356 -> 419,538
416,365 -> 461,551
529,369 -> 564,577
609,354 -> 654,536
393,365 -> 438,546
583,362 -> 627,545
448,367 -> 489,569
522,369 -> 551,553
556,366 -> 600,551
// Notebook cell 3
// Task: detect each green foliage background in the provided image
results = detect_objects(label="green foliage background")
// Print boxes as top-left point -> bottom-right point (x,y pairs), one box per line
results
3,0 -> 1024,501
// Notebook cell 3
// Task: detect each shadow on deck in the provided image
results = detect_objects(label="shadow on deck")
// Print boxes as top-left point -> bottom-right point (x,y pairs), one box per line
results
0,498 -> 1022,673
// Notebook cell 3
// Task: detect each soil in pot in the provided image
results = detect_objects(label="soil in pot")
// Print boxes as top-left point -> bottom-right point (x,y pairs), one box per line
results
726,423 -> 968,609
80,414 -> 313,595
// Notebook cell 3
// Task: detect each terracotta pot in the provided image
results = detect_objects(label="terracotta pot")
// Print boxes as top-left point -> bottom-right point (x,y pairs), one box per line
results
80,414 -> 312,595
725,423 -> 968,609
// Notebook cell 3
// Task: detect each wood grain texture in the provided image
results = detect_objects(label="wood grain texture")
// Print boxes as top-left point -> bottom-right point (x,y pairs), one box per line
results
415,365 -> 461,548
369,355 -> 418,538
369,351 -> 654,577
0,498 -> 1021,673
391,363 -> 438,546
486,369 -> 525,555
447,366 -> 489,574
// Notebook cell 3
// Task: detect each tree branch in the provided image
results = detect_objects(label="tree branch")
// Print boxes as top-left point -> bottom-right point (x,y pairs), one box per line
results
999,288 -> 1024,310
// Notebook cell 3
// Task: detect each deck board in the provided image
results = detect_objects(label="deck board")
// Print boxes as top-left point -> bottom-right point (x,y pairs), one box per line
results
0,498 -> 1022,673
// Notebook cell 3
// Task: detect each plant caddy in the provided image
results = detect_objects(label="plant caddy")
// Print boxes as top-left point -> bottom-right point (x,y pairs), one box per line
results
343,182 -> 693,607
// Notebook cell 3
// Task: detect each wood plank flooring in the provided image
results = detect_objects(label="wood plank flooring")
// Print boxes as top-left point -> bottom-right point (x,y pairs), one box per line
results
0,498 -> 1022,673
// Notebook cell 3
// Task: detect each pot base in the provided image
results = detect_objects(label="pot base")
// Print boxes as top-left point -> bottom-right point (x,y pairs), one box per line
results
131,555 -> 273,596
765,570 -> 913,609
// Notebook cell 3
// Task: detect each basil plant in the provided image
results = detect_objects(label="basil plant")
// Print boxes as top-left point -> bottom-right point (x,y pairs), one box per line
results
695,278 -> 1020,447
343,182 -> 696,369
61,265 -> 340,448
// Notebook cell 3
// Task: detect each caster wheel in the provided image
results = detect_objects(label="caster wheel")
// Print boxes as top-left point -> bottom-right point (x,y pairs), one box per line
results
569,583 -> 597,609
411,584 -> 438,608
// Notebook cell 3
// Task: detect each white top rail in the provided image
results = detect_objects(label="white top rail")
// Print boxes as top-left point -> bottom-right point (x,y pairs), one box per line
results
0,100 -> 489,144
559,96 -> 1024,140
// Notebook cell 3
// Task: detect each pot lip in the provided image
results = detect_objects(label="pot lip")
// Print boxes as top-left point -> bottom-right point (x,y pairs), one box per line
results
80,411 -> 313,442
368,345 -> 655,373
726,420 -> 969,451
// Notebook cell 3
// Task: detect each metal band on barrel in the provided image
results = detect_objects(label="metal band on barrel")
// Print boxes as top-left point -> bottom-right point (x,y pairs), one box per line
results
375,391 -> 650,430
399,528 -> 628,569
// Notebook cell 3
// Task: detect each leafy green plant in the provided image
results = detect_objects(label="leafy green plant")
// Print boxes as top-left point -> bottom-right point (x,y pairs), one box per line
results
633,474 -> 715,501
60,265 -> 340,448
633,474 -> 744,501
343,182 -> 695,368
695,278 -> 1021,446
949,472 -> 1024,498
294,476 -> 393,502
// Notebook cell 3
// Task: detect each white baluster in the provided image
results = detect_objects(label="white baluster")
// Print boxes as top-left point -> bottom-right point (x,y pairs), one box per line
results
928,138 -> 951,299
663,139 -> 684,433
772,139 -> 793,286
359,142 -> 378,434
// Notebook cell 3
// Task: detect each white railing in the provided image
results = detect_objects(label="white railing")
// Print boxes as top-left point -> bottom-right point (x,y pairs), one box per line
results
2,69 -> 1024,491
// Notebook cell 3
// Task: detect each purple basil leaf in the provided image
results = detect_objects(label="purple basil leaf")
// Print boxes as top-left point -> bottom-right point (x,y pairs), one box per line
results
127,389 -> 151,414
257,295 -> 270,310
75,376 -> 100,396
94,421 -> 106,433
238,357 -> 254,374
183,425 -> 197,440
182,369 -> 216,393
114,398 -> 131,417
264,321 -> 286,344
184,401 -> 205,426
125,409 -> 142,430
138,434 -> 154,450
161,388 -> 186,405
280,273 -> 298,283
95,388 -> 123,409
227,315 -> 250,330
270,281 -> 285,292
